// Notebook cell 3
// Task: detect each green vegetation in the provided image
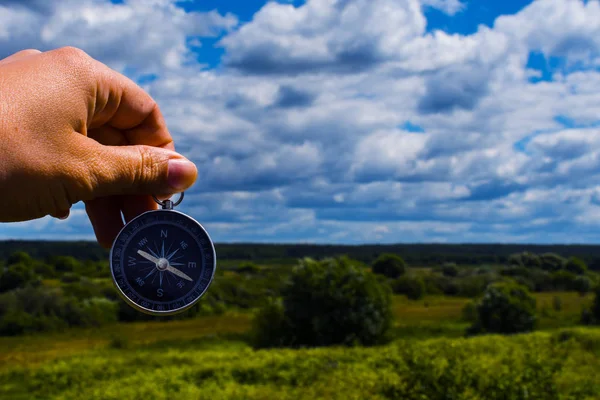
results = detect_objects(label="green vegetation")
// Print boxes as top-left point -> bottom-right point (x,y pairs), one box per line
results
371,253 -> 406,278
1,244 -> 600,398
1,326 -> 600,399
253,257 -> 393,348
467,281 -> 537,335
391,275 -> 426,300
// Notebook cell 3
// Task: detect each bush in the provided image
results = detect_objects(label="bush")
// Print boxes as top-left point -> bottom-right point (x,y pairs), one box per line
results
371,253 -> 406,279
392,276 -> 426,300
467,281 -> 536,335
48,255 -> 81,273
252,257 -> 393,348
33,262 -> 56,278
540,253 -> 566,272
0,286 -> 118,335
6,251 -> 33,267
507,252 -> 541,268
237,262 -> 261,274
0,263 -> 38,293
574,276 -> 592,296
550,270 -> 577,291
60,272 -> 81,284
461,300 -> 477,322
565,257 -> 587,275
588,285 -> 600,324
441,263 -> 458,277
422,274 -> 453,296
456,274 -> 496,298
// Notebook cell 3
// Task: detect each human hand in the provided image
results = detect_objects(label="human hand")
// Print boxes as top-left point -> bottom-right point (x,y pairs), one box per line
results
0,47 -> 198,248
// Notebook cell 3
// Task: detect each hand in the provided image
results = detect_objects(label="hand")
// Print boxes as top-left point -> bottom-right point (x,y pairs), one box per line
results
0,47 -> 197,248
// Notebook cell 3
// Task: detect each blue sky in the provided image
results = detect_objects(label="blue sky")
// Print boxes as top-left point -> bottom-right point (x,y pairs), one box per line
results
1,0 -> 600,244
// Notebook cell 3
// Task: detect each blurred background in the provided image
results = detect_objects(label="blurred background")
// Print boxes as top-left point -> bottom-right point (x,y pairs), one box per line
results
2,0 -> 600,398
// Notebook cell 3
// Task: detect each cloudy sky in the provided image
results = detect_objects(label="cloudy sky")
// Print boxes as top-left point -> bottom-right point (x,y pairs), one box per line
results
1,0 -> 600,244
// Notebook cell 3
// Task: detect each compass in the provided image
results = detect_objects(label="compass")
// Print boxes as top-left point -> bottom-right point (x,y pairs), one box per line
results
109,193 -> 216,315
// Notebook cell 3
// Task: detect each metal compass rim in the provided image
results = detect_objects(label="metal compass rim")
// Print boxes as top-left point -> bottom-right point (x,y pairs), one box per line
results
108,208 -> 216,316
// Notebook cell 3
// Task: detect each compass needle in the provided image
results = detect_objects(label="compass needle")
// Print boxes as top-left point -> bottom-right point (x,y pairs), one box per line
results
166,265 -> 193,282
109,192 -> 216,316
137,250 -> 159,265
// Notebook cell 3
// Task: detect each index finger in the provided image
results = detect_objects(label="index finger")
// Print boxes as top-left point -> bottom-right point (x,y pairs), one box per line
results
88,58 -> 175,151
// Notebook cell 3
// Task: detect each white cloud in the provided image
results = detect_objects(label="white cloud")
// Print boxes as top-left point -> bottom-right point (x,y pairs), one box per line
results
2,0 -> 600,243
420,0 -> 465,16
0,0 -> 237,77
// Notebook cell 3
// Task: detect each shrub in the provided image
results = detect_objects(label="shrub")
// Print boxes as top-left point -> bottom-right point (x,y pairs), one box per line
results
441,263 -> 458,277
565,257 -> 587,275
0,286 -> 118,335
237,262 -> 261,274
6,251 -> 33,267
507,253 -> 523,267
521,252 -> 542,268
60,272 -> 81,284
456,275 -> 495,298
48,255 -> 81,273
422,274 -> 452,296
80,298 -> 119,326
392,276 -> 426,300
507,252 -> 541,268
252,257 -> 393,348
461,300 -> 477,322
0,263 -> 38,293
467,281 -> 536,335
574,275 -> 592,296
371,253 -> 406,279
588,285 -> 600,324
550,270 -> 577,291
540,253 -> 566,272
33,262 -> 56,278
528,269 -> 554,292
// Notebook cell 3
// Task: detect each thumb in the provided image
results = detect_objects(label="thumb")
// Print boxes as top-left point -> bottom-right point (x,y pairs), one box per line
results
83,142 -> 198,198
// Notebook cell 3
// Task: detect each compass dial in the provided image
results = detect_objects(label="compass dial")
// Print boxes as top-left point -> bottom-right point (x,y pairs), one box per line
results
110,209 -> 216,315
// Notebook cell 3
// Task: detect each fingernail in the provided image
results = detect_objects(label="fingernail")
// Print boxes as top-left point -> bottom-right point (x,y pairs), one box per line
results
168,159 -> 197,191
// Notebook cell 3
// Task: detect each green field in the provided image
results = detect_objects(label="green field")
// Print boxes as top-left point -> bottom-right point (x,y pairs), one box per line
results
0,292 -> 597,399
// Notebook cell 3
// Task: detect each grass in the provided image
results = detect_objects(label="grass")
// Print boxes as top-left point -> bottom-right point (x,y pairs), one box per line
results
2,328 -> 600,399
0,313 -> 251,371
0,291 -> 595,398
0,291 -> 590,372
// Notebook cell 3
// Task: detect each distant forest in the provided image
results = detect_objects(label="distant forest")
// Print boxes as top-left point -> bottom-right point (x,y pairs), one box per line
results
2,240 -> 600,269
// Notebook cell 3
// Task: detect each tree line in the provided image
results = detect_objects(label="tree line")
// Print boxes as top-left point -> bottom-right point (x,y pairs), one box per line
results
3,240 -> 600,268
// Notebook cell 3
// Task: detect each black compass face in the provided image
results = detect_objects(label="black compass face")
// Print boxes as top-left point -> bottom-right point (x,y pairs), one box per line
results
110,210 -> 216,315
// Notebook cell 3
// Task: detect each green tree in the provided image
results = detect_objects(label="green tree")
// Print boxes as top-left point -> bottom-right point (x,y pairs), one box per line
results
6,251 -> 33,267
372,253 -> 406,279
573,276 -> 592,296
565,257 -> 587,275
550,270 -> 576,291
521,252 -> 542,268
49,255 -> 81,273
508,253 -> 523,267
0,263 -> 38,293
467,281 -> 536,335
252,257 -> 393,348
441,263 -> 459,277
540,253 -> 566,272
392,275 -> 426,300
